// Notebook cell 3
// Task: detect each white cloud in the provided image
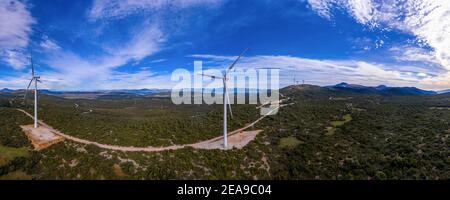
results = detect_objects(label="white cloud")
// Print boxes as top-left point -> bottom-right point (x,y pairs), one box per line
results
307,0 -> 334,20
40,36 -> 61,50
389,45 -> 437,64
36,0 -> 224,90
420,72 -> 450,90
5,0 -> 215,91
190,54 -> 235,61
344,0 -> 377,26
3,53 -> 448,90
3,1 -> 448,91
403,0 -> 450,70
106,24 -> 165,62
0,0 -> 35,69
5,0 -> 223,90
307,0 -> 450,71
89,0 -> 223,21
1,49 -> 29,70
38,23 -> 166,90
32,68 -> 176,91
417,72 -> 428,77
191,54 -> 427,89
97,70 -> 174,90
149,59 -> 167,63
0,72 -> 30,89
307,0 -> 377,25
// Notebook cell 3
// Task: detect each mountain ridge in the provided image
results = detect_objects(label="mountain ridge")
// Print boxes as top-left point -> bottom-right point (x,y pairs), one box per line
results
1,83 -> 449,96
325,82 -> 438,95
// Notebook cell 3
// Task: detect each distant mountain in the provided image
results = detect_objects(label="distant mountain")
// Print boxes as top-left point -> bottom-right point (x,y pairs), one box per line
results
2,84 -> 443,99
438,89 -> 450,94
375,85 -> 388,91
1,88 -> 65,95
0,88 -> 15,93
380,87 -> 436,95
36,89 -> 171,99
39,90 -> 64,95
326,82 -> 437,95
333,82 -> 367,89
0,88 -> 171,99
106,89 -> 171,95
327,82 -> 378,93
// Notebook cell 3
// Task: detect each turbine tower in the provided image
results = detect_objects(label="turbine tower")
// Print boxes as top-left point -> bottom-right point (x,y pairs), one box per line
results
23,50 -> 41,128
200,48 -> 248,148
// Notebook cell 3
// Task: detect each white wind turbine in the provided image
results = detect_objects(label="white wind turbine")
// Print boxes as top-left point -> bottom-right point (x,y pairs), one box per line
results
23,51 -> 41,128
199,48 -> 248,148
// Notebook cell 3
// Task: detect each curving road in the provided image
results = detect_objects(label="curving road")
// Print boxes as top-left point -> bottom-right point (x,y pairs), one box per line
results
16,104 -> 283,152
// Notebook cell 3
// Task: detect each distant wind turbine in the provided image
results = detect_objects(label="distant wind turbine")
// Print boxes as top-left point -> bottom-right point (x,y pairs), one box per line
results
23,50 -> 41,128
199,48 -> 248,148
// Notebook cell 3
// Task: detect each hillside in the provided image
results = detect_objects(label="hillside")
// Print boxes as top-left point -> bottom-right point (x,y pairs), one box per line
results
0,86 -> 449,180
326,82 -> 437,95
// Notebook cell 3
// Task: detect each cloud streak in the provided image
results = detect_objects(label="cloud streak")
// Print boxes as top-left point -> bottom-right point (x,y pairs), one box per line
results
2,1 -> 448,91
89,0 -> 223,21
0,0 -> 35,69
191,54 -> 439,89
40,23 -> 166,90
30,0 -> 224,90
307,0 -> 450,71
2,53 -> 447,90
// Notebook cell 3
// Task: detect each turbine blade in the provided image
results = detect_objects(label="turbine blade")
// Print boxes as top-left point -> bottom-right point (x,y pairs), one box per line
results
198,73 -> 225,79
30,50 -> 35,77
36,79 -> 50,89
226,87 -> 233,119
26,78 -> 34,91
23,78 -> 34,104
225,48 -> 248,76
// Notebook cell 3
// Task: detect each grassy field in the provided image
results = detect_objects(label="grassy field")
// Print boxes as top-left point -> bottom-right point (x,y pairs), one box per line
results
330,114 -> 352,126
0,145 -> 29,166
279,136 -> 303,149
327,114 -> 353,135
0,171 -> 32,180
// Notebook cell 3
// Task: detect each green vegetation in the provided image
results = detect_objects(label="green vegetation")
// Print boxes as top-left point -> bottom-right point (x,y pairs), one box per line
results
0,107 -> 39,179
279,136 -> 303,149
0,89 -> 448,180
0,108 -> 32,147
429,106 -> 450,110
0,171 -> 32,180
262,88 -> 450,180
326,114 -> 352,135
0,145 -> 29,166
330,114 -> 352,126
37,96 -> 259,147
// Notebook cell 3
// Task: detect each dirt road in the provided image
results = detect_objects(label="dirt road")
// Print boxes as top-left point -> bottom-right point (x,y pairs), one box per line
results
16,105 -> 282,152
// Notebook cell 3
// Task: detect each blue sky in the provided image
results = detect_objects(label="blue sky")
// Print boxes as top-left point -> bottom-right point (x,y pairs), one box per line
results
0,0 -> 449,91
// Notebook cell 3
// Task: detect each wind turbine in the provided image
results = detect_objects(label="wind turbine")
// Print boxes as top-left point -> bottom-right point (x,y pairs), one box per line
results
23,50 -> 41,128
199,48 -> 248,148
